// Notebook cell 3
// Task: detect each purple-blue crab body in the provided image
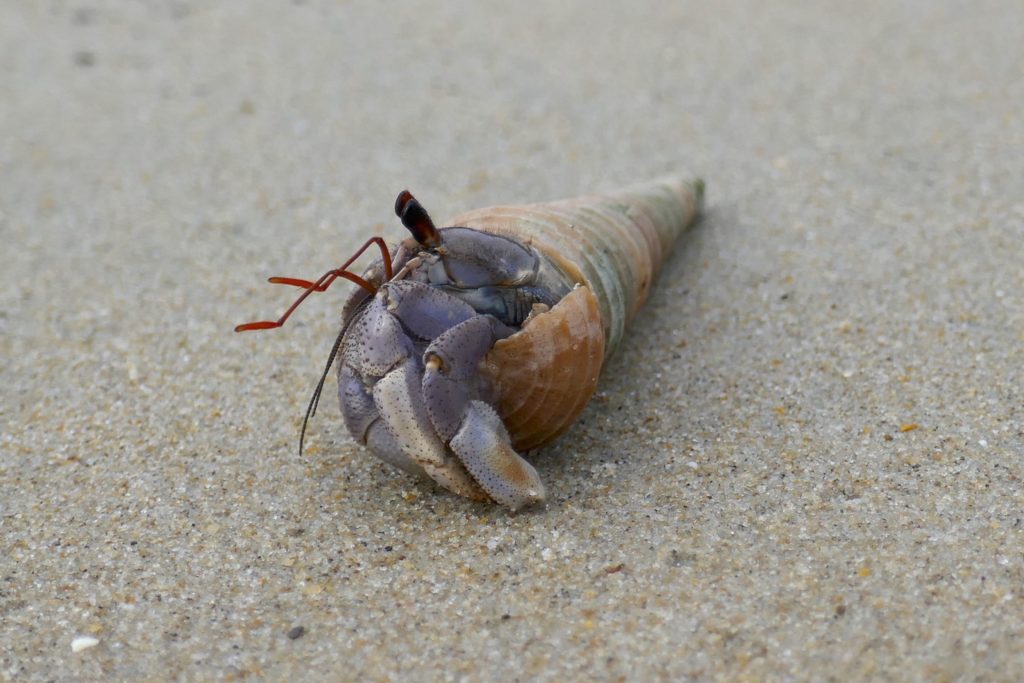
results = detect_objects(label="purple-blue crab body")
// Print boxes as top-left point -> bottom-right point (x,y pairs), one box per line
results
337,221 -> 577,509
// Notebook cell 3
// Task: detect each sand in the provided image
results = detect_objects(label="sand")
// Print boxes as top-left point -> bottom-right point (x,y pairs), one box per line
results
2,1 -> 1023,680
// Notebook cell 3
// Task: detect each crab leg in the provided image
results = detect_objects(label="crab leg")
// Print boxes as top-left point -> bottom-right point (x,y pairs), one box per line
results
372,359 -> 487,500
340,288 -> 488,501
339,364 -> 423,476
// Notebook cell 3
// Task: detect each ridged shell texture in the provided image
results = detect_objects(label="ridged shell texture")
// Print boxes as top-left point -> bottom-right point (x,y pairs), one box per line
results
451,176 -> 704,451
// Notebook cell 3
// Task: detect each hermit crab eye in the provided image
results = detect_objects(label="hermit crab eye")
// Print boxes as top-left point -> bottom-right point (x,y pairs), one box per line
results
395,190 -> 441,249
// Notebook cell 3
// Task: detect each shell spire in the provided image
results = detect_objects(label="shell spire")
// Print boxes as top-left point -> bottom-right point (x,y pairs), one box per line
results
450,176 -> 704,451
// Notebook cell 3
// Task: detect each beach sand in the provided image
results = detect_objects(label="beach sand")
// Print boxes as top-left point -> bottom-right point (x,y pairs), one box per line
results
3,1 -> 1022,679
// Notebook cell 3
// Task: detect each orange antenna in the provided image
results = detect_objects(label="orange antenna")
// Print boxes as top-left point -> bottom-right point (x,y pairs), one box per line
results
235,236 -> 393,332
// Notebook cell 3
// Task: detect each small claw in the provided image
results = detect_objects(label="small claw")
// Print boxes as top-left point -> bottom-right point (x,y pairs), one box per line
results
449,401 -> 545,511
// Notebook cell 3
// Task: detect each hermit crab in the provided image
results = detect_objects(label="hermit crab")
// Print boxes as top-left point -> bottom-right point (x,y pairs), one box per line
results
237,176 -> 704,509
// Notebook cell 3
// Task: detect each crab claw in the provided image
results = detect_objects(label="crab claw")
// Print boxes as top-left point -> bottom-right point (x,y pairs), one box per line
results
422,315 -> 544,510
449,400 -> 545,510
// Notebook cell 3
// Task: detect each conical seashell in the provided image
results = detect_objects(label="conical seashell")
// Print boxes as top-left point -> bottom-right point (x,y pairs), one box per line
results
451,177 -> 704,450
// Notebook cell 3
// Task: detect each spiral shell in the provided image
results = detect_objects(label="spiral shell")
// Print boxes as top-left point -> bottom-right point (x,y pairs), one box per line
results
451,177 -> 704,451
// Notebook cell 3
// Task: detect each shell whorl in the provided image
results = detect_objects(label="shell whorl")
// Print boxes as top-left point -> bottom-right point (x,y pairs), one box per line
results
449,176 -> 704,357
451,176 -> 704,451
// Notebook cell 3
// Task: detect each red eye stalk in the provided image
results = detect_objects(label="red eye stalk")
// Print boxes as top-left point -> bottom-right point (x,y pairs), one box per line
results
235,236 -> 393,333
